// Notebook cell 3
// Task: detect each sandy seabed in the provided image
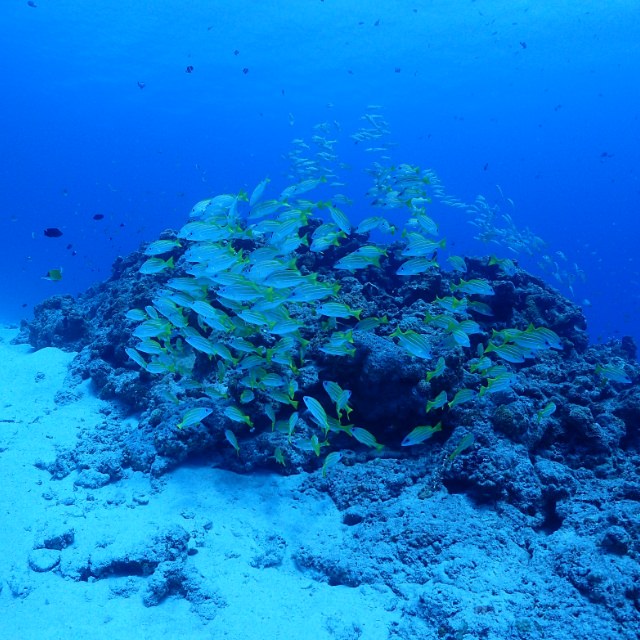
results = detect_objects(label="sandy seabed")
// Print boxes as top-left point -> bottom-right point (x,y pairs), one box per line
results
0,326 -> 395,640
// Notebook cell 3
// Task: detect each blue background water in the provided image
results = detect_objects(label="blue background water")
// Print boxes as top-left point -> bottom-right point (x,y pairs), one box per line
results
1,0 -> 638,344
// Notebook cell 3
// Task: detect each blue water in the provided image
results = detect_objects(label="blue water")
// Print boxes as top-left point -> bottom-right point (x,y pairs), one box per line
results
1,0 -> 639,344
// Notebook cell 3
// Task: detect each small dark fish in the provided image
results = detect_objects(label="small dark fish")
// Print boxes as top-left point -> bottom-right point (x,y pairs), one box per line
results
242,67 -> 249,74
137,81 -> 146,89
93,213 -> 104,220
44,227 -> 63,238
233,49 -> 240,56
394,67 -> 401,73
66,244 -> 73,250
483,162 -> 489,171
520,41 -> 527,49
374,19 -> 380,26
186,65 -> 194,73
27,1 -> 37,7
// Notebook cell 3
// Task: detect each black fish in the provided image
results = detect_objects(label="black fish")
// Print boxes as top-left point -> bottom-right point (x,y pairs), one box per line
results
186,65 -> 194,73
44,227 -> 63,238
93,213 -> 105,220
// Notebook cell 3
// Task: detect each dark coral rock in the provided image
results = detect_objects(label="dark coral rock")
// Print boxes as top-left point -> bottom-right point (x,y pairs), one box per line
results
250,533 -> 287,569
444,439 -> 546,520
34,525 -> 75,551
90,524 -> 190,581
534,458 -> 577,503
340,331 -> 425,430
28,549 -> 61,573
74,469 -> 111,489
315,457 -> 428,510
601,526 -> 631,556
492,400 -> 532,440
565,404 -> 596,435
558,403 -> 627,454
20,295 -> 88,351
293,544 -> 375,587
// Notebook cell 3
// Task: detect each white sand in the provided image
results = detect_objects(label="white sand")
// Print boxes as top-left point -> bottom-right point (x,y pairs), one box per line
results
0,326 -> 399,639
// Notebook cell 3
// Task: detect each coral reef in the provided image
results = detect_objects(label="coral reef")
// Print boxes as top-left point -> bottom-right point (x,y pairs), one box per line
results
14,170 -> 640,637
